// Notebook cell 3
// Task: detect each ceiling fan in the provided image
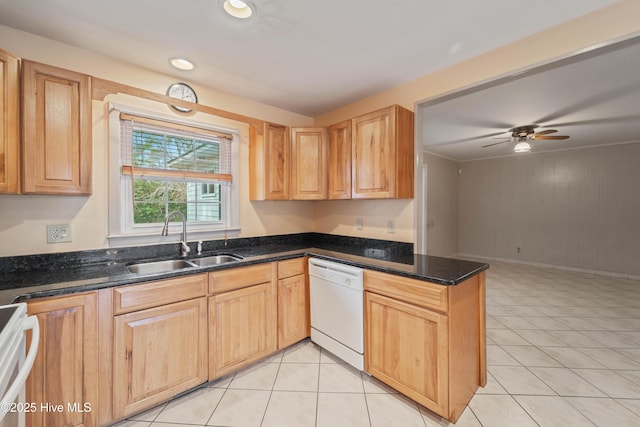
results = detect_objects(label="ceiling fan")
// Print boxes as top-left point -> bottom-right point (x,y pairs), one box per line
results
482,125 -> 569,152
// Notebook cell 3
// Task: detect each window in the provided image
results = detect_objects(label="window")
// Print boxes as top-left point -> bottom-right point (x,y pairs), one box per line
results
108,105 -> 239,245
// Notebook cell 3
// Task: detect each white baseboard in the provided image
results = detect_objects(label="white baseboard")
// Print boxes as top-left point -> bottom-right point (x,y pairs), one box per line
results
455,253 -> 640,281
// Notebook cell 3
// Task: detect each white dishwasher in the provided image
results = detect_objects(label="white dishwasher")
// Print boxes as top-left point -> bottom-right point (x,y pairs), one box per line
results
308,258 -> 364,370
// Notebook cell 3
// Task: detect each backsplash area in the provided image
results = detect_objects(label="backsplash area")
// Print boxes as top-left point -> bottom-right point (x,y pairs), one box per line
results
0,233 -> 414,274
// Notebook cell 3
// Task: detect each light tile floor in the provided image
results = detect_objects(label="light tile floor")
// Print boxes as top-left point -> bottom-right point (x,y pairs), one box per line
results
113,260 -> 640,426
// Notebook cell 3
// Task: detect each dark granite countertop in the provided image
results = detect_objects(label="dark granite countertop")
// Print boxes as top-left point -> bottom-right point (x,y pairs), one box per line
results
0,234 -> 488,305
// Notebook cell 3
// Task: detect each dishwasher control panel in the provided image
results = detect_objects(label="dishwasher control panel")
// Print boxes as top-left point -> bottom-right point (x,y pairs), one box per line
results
308,258 -> 364,290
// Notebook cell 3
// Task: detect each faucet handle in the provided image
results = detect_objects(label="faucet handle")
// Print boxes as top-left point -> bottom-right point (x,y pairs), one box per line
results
197,240 -> 203,255
181,241 -> 191,257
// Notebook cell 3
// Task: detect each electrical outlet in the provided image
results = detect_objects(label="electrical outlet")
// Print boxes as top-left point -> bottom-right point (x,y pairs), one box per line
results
47,224 -> 72,244
356,218 -> 363,230
387,219 -> 395,234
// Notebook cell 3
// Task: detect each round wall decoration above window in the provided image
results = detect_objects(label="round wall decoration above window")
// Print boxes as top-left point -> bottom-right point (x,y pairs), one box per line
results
166,82 -> 198,113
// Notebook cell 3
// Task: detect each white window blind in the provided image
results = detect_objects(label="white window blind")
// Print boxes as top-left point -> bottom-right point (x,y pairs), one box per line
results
119,112 -> 233,183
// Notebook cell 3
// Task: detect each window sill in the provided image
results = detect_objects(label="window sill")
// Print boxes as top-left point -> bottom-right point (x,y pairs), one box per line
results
107,228 -> 241,248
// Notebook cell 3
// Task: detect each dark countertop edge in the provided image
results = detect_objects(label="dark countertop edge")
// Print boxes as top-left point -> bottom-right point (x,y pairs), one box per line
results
305,250 -> 489,285
4,248 -> 489,304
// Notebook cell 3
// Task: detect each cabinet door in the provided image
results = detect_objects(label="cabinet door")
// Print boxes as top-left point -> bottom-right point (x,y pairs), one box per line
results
365,291 -> 449,417
351,105 -> 413,199
22,60 -> 92,195
277,273 -> 309,349
209,281 -> 277,379
26,292 -> 98,427
264,122 -> 290,200
328,120 -> 351,199
352,106 -> 396,198
113,298 -> 207,418
0,49 -> 20,194
291,127 -> 327,200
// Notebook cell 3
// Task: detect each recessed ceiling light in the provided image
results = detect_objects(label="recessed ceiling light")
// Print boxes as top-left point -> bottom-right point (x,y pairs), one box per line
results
223,0 -> 253,19
169,57 -> 195,71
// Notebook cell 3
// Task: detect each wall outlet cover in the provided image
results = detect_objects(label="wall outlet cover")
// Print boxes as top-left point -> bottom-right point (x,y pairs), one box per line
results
47,224 -> 72,243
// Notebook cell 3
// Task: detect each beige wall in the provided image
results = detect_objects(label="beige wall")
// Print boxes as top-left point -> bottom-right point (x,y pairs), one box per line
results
313,199 -> 413,242
457,143 -> 640,276
0,25 -> 315,257
423,152 -> 459,257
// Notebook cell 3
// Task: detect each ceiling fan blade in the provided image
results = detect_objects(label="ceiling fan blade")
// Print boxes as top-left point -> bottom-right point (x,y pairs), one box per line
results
534,129 -> 557,136
482,140 -> 509,148
533,135 -> 570,140
437,131 -> 507,145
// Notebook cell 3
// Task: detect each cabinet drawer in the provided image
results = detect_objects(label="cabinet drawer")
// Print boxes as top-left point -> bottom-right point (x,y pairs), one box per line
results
277,257 -> 306,279
209,263 -> 274,294
114,273 -> 207,315
364,270 -> 448,313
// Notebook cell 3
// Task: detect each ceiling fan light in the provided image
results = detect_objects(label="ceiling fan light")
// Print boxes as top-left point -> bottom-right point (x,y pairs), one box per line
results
514,141 -> 531,153
223,0 -> 253,19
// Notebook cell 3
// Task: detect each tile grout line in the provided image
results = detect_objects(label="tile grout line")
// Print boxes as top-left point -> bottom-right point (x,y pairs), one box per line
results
314,349 -> 321,427
258,351 -> 284,427
359,371 -> 373,427
203,372 -> 235,427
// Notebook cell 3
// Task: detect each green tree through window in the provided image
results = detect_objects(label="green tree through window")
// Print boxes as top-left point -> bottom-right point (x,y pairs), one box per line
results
130,130 -> 222,224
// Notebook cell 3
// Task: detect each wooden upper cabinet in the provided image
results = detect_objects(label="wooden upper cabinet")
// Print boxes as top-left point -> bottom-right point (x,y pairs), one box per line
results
291,127 -> 328,200
328,120 -> 351,199
351,105 -> 414,199
250,122 -> 290,200
0,49 -> 20,194
21,60 -> 92,195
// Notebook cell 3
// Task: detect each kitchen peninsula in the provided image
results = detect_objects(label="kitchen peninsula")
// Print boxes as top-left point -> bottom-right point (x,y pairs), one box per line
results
0,233 -> 487,425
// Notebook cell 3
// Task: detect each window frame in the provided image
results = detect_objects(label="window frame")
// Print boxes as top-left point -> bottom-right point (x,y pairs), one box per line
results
107,103 -> 240,247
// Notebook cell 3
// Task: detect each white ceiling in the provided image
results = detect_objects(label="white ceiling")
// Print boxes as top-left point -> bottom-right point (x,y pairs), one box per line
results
0,0 -> 620,116
420,37 -> 640,161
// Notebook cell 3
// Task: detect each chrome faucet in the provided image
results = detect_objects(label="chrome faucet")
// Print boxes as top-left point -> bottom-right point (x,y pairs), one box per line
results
161,211 -> 190,257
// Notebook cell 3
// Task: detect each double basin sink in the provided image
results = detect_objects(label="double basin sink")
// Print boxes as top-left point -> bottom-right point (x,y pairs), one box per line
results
127,254 -> 243,275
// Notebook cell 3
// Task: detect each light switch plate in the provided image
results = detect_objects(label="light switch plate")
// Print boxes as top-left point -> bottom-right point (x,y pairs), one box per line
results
387,219 -> 395,234
356,218 -> 363,230
47,224 -> 72,243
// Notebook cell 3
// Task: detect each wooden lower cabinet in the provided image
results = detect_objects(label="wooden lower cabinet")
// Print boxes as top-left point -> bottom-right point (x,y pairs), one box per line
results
365,292 -> 449,415
364,270 -> 486,422
113,297 -> 208,418
277,273 -> 309,349
26,292 -> 98,427
22,260 -> 482,426
209,280 -> 277,379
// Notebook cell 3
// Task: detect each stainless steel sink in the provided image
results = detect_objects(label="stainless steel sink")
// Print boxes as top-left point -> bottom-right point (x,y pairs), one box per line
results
191,254 -> 243,267
127,259 -> 197,274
